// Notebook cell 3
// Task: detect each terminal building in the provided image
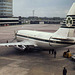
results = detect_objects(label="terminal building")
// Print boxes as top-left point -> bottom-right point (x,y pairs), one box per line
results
0,0 -> 12,17
0,0 -> 20,26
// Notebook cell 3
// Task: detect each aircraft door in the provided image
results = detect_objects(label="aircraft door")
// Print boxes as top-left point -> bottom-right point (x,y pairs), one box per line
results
49,36 -> 53,47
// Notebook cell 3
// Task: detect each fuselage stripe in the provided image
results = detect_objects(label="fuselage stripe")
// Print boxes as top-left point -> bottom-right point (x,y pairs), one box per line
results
16,34 -> 75,45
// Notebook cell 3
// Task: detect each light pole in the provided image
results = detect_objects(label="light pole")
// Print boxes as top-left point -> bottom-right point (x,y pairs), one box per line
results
33,10 -> 35,17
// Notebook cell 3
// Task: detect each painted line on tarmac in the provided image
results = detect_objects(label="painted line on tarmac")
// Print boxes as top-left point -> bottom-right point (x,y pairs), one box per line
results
52,73 -> 54,75
0,33 -> 11,34
0,56 -> 27,62
51,58 -> 66,61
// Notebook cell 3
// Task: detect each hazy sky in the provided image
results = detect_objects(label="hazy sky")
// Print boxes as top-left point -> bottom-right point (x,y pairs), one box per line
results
13,0 -> 75,17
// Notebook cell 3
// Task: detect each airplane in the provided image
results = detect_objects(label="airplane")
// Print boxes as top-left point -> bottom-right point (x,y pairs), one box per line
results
0,3 -> 75,52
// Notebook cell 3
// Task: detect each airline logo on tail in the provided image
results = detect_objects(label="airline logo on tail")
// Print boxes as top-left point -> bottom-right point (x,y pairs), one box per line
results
66,16 -> 73,27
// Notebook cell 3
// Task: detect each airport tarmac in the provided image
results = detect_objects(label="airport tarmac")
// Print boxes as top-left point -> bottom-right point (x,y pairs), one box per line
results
0,24 -> 74,75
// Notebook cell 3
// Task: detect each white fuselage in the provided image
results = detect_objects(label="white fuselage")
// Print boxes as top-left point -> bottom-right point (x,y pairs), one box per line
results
16,30 -> 72,49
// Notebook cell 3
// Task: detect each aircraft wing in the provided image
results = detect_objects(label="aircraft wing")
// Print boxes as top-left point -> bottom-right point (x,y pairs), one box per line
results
0,41 -> 37,47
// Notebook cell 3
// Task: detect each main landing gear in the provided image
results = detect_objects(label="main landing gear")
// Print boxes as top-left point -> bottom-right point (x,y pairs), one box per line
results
49,49 -> 54,54
49,49 -> 57,58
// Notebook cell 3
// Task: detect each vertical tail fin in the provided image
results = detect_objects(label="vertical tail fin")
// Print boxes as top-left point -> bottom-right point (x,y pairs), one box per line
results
67,3 -> 75,16
53,3 -> 75,38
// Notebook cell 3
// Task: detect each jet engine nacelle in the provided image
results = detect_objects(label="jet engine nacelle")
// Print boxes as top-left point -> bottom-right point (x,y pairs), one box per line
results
14,45 -> 26,51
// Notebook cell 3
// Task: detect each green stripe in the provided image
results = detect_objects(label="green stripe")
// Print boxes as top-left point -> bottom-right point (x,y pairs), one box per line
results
17,34 -> 75,45
17,34 -> 49,42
